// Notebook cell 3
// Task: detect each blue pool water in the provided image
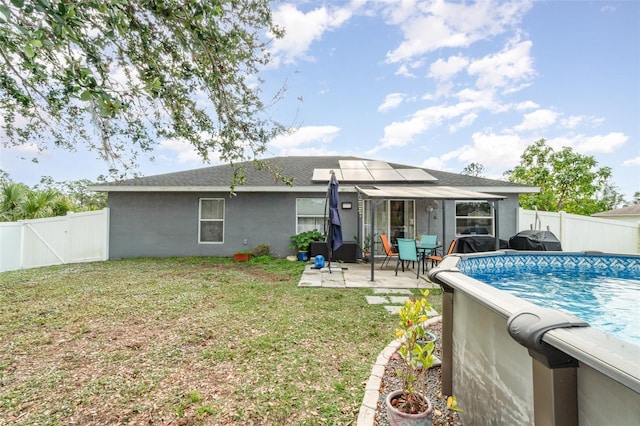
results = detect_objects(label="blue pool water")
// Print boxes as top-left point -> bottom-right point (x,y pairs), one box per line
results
462,255 -> 640,347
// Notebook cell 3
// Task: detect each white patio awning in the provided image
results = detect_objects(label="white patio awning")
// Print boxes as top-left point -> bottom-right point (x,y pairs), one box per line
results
355,185 -> 505,199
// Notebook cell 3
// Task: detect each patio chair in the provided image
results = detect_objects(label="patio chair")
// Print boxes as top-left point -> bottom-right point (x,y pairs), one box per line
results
379,234 -> 398,269
395,238 -> 420,278
427,238 -> 458,268
420,234 -> 437,247
418,234 -> 438,273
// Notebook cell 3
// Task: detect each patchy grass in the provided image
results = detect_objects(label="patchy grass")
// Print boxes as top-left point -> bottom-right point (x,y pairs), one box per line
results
0,257 -> 441,425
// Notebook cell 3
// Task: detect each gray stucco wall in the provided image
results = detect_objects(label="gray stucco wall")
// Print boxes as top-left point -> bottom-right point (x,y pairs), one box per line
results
413,195 -> 520,250
107,191 -> 519,259
108,191 -> 360,259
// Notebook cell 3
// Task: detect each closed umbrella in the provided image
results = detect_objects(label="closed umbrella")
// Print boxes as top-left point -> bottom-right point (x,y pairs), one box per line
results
326,171 -> 343,271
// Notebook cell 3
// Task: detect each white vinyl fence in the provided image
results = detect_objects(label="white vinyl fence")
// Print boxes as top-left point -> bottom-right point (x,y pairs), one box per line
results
517,208 -> 639,254
0,208 -> 109,273
1,207 -> 637,273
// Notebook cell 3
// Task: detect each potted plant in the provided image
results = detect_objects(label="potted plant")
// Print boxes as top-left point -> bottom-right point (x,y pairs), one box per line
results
354,234 -> 373,262
386,289 -> 436,425
233,250 -> 252,262
289,229 -> 323,261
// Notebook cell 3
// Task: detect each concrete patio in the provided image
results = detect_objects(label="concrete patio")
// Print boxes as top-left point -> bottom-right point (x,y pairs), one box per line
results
297,259 -> 439,290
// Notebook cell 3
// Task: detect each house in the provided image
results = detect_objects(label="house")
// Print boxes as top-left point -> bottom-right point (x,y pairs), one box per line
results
90,156 -> 538,260
592,204 -> 640,224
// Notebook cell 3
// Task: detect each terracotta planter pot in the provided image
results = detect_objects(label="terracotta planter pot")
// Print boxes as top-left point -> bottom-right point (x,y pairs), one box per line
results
385,390 -> 433,426
233,253 -> 250,262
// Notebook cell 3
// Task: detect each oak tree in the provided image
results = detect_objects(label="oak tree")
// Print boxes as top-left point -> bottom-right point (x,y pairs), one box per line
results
0,0 -> 288,187
504,139 -> 623,215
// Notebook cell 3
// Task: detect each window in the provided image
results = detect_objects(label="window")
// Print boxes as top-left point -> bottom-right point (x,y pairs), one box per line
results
296,198 -> 325,234
455,200 -> 493,236
199,198 -> 224,243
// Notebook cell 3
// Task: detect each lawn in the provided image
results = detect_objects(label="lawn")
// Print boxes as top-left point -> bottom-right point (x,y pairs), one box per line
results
0,257 -> 441,425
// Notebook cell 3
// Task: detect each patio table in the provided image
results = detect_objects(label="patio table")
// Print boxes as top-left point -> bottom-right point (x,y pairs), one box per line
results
416,241 -> 440,273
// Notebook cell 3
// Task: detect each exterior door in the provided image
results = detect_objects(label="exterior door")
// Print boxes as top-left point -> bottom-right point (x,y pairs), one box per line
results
363,199 -> 415,255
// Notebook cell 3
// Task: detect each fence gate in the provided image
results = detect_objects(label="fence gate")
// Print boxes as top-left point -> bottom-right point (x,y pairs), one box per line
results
0,209 -> 109,272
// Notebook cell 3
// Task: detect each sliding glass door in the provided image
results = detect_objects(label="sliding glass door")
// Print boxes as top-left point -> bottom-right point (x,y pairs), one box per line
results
363,199 -> 415,255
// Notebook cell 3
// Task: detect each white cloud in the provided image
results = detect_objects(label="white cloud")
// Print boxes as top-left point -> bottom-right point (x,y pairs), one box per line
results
560,114 -> 605,129
449,113 -> 478,133
623,156 -> 640,166
377,102 -> 475,149
429,55 -> 469,81
515,100 -> 539,110
378,93 -> 406,112
270,4 -> 354,65
270,125 -> 340,150
467,38 -> 535,92
421,131 -> 528,175
395,64 -> 416,78
1,142 -> 42,156
384,0 -> 532,63
560,115 -> 584,129
514,109 -> 558,131
573,132 -> 628,154
539,133 -> 627,155
157,138 -> 218,164
460,132 -> 528,167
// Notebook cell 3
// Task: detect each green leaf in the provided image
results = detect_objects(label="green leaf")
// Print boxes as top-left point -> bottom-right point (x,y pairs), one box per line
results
0,5 -> 10,20
24,44 -> 35,58
10,0 -> 24,8
80,90 -> 92,101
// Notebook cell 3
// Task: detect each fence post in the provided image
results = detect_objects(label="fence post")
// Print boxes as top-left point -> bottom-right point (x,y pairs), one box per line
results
558,211 -> 567,249
64,211 -> 74,264
19,220 -> 25,270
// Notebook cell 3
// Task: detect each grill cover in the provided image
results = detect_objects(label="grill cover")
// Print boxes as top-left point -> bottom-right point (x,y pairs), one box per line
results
455,236 -> 509,253
509,230 -> 562,251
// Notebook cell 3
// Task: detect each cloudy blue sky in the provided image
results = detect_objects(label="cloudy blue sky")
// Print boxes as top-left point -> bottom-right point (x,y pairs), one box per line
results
2,0 -> 638,200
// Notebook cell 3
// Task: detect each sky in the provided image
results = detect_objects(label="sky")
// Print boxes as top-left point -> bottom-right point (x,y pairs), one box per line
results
1,0 -> 639,200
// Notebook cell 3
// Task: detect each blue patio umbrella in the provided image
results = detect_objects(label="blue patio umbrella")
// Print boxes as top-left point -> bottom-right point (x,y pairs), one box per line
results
327,171 -> 343,265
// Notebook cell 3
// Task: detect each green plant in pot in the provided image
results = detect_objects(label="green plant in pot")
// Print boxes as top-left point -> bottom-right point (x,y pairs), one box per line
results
289,229 -> 323,261
386,289 -> 436,425
354,234 -> 373,262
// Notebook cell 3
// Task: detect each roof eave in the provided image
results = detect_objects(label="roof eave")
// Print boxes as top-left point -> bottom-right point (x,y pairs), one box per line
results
462,186 -> 539,194
89,184 -> 538,195
88,185 -> 360,193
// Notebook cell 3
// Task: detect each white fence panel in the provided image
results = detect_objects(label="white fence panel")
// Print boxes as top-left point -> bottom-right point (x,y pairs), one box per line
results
0,222 -> 22,272
22,215 -> 69,268
67,209 -> 110,263
517,208 -> 639,254
0,208 -> 109,273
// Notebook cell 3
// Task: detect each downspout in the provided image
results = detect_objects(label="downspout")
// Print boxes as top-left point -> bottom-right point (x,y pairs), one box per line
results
370,199 -> 376,282
493,200 -> 500,251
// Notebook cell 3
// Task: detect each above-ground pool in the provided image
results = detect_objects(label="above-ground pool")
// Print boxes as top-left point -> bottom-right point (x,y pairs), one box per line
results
458,253 -> 640,346
428,251 -> 640,425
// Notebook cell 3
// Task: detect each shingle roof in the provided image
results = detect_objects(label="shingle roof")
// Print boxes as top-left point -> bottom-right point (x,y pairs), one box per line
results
93,156 -> 535,191
592,204 -> 640,217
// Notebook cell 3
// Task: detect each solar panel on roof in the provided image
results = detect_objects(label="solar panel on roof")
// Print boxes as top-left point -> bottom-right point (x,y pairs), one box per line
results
396,169 -> 437,181
312,162 -> 436,182
339,160 -> 365,169
341,169 -> 374,181
363,160 -> 393,169
312,169 -> 343,181
369,169 -> 404,181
